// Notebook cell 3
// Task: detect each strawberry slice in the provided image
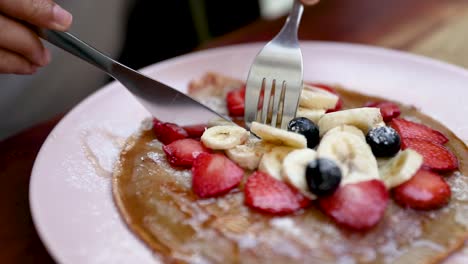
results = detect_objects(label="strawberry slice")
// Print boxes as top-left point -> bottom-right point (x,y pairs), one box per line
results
393,169 -> 451,210
364,101 -> 401,122
192,153 -> 244,198
390,118 -> 448,144
402,138 -> 458,172
183,124 -> 207,138
163,138 -> 210,168
319,180 -> 389,230
226,87 -> 246,117
244,171 -> 311,215
153,120 -> 188,145
310,83 -> 343,112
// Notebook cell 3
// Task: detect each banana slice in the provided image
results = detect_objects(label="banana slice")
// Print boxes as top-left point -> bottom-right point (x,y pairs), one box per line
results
201,125 -> 249,150
259,146 -> 295,180
318,107 -> 383,136
379,149 -> 423,189
250,122 -> 307,148
322,125 -> 365,141
282,148 -> 317,199
225,137 -> 274,170
300,85 -> 339,110
318,130 -> 379,185
296,108 -> 326,123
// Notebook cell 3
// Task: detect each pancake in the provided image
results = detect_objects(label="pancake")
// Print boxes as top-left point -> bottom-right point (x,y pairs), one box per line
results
113,72 -> 468,263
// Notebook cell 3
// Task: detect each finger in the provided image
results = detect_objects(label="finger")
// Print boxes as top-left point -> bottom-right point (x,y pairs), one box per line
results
301,0 -> 320,5
0,14 -> 50,66
0,0 -> 72,31
0,48 -> 38,74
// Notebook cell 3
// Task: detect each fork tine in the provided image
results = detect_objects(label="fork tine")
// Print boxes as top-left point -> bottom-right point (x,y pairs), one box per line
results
245,78 -> 263,126
270,80 -> 284,128
280,82 -> 302,128
260,78 -> 272,124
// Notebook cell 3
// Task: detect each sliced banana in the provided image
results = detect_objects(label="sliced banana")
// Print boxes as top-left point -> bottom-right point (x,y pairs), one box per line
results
259,146 -> 295,180
225,137 -> 274,170
322,125 -> 365,141
300,85 -> 339,110
318,130 -> 379,186
318,107 -> 383,136
379,149 -> 423,189
201,125 -> 249,150
250,122 -> 307,149
296,108 -> 326,123
281,148 -> 317,199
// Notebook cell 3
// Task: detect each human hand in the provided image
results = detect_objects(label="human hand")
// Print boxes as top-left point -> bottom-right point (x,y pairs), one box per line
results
0,0 -> 72,74
301,0 -> 320,5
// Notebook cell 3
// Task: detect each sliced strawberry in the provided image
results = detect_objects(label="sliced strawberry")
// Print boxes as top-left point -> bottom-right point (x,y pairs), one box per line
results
183,124 -> 207,139
364,101 -> 401,122
226,87 -> 245,117
390,118 -> 448,144
402,138 -> 458,171
319,180 -> 389,230
244,171 -> 311,215
153,121 -> 188,145
163,138 -> 210,168
311,83 -> 343,112
192,153 -> 244,198
393,169 -> 451,210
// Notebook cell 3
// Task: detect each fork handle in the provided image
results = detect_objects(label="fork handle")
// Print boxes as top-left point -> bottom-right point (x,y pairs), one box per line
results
38,29 -> 129,78
274,0 -> 304,45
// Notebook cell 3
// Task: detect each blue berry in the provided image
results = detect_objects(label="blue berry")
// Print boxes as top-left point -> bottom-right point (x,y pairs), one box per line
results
288,117 -> 320,148
366,126 -> 401,157
306,158 -> 342,196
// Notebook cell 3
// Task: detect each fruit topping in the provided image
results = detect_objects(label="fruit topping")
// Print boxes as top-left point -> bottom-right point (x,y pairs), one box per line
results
306,158 -> 342,196
393,169 -> 451,210
183,124 -> 207,138
201,125 -> 249,150
192,153 -> 244,198
288,117 -> 320,148
366,126 -> 401,157
296,108 -> 325,123
300,84 -> 339,110
244,171 -> 311,214
319,180 -> 389,230
226,87 -> 245,117
401,138 -> 458,172
318,107 -> 384,136
281,148 -> 318,198
153,120 -> 189,145
259,146 -> 295,180
364,101 -> 401,122
250,122 -> 307,148
389,118 -> 448,144
379,149 -> 423,189
309,83 -> 343,112
163,139 -> 210,168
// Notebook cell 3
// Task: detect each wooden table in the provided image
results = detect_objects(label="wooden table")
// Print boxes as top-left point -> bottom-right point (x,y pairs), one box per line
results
2,0 -> 468,262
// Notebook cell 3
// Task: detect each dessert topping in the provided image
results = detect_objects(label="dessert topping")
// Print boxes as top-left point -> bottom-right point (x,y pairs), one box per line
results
153,119 -> 189,145
201,125 -> 249,150
182,124 -> 207,138
259,146 -> 295,180
390,118 -> 449,144
317,107 -> 384,136
379,149 -> 423,189
364,101 -> 401,122
300,84 -> 339,110
281,148 -> 318,199
250,121 -> 307,149
366,126 -> 401,157
402,138 -> 458,172
162,138 -> 210,168
192,153 -> 244,198
309,83 -> 343,112
288,117 -> 320,148
226,86 -> 246,117
305,158 -> 342,196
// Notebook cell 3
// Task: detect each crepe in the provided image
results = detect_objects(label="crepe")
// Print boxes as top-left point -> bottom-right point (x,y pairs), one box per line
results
113,72 -> 468,264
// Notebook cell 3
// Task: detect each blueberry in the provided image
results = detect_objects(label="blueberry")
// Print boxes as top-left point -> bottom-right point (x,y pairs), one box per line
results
306,158 -> 342,196
288,117 -> 320,148
366,126 -> 401,157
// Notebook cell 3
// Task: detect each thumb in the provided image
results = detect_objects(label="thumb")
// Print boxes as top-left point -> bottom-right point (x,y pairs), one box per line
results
301,0 -> 320,5
0,0 -> 72,31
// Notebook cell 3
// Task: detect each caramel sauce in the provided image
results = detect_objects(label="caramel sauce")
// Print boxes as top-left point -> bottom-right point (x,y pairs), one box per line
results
113,86 -> 468,264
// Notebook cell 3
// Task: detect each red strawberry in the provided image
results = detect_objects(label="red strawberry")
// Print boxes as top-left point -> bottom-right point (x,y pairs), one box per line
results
163,138 -> 210,168
192,153 -> 244,198
311,83 -> 343,112
183,124 -> 207,138
153,121 -> 188,145
393,169 -> 451,210
319,180 -> 389,230
364,101 -> 401,122
402,138 -> 458,172
244,171 -> 311,215
226,87 -> 245,117
390,118 -> 448,144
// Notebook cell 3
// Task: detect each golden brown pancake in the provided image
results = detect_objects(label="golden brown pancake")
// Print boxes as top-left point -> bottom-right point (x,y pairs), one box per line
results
113,72 -> 468,264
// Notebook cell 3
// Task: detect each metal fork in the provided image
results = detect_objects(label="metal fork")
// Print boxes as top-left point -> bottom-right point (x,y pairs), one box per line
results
38,29 -> 231,126
244,0 -> 304,129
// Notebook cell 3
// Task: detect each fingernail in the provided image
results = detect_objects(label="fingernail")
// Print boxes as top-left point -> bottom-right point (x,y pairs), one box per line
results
52,5 -> 73,30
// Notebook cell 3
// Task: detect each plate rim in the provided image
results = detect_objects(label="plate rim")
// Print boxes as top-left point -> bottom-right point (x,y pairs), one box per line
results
29,40 -> 468,263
